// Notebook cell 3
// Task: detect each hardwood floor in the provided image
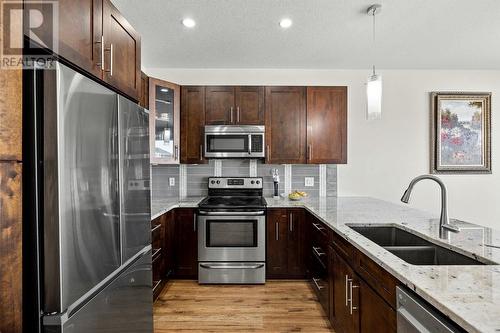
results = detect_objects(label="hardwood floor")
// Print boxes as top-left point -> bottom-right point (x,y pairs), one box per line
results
154,280 -> 334,333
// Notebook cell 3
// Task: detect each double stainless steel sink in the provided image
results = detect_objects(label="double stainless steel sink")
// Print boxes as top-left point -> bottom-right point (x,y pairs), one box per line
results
349,226 -> 494,265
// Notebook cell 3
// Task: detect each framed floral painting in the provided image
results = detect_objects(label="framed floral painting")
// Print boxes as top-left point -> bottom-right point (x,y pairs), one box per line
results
430,92 -> 491,174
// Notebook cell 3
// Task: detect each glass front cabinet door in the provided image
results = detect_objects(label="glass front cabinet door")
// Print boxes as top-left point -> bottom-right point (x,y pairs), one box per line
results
149,78 -> 180,164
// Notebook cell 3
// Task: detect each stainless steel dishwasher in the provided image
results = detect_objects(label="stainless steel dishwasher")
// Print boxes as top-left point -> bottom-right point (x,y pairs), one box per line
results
396,287 -> 463,333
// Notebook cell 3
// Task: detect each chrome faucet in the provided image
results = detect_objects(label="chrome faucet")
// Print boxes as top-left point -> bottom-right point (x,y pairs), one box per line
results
401,175 -> 460,233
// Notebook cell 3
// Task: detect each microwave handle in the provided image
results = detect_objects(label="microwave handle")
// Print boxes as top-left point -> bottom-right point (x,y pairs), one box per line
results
248,134 -> 252,155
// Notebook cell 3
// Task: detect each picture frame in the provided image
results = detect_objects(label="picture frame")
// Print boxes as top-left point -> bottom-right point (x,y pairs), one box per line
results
430,92 -> 491,174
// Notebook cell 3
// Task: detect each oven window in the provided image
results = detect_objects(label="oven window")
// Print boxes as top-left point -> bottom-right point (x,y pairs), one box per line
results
206,135 -> 248,152
206,220 -> 257,247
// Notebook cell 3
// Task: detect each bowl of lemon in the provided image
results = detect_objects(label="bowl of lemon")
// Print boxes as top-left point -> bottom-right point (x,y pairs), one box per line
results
288,190 -> 307,201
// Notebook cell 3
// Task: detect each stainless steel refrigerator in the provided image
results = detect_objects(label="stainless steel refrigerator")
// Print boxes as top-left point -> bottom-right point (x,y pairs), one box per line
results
25,61 -> 153,332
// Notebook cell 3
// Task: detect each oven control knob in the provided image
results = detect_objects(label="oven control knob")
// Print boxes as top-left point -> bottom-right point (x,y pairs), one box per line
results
251,180 -> 255,184
256,180 -> 260,184
216,180 -> 220,184
211,180 -> 215,184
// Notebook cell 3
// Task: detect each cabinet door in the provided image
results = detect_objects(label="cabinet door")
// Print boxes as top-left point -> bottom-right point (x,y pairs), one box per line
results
332,252 -> 359,333
265,87 -> 307,164
139,72 -> 149,109
287,209 -> 307,277
149,78 -> 180,164
306,87 -> 347,164
102,0 -> 141,100
164,211 -> 175,278
235,86 -> 264,125
359,280 -> 396,333
266,209 -> 288,277
181,86 -> 207,164
205,86 -> 235,124
58,0 -> 103,78
174,209 -> 198,278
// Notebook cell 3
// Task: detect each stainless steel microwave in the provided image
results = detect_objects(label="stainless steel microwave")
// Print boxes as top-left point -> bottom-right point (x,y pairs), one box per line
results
204,125 -> 265,158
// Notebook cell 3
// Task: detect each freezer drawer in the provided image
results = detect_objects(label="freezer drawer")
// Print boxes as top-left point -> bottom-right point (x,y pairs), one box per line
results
44,249 -> 153,333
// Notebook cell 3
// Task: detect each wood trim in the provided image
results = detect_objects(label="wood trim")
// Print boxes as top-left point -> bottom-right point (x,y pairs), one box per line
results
0,60 -> 22,161
149,77 -> 180,164
0,162 -> 22,333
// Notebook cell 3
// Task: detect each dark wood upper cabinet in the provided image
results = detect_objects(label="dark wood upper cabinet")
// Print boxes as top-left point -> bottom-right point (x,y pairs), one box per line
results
139,71 -> 149,109
235,86 -> 264,125
205,86 -> 235,124
306,87 -> 347,164
57,0 -> 103,78
149,77 -> 180,164
181,86 -> 207,164
102,0 -> 141,100
205,86 -> 264,125
265,86 -> 307,164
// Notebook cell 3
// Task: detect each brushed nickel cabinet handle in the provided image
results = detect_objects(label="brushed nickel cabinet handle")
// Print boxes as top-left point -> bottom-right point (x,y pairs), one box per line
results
289,213 -> 293,232
96,35 -> 104,68
230,107 -> 234,123
308,144 -> 312,160
313,246 -> 325,257
200,144 -> 203,161
312,222 -> 325,231
275,221 -> 279,241
350,281 -> 359,314
193,214 -> 196,231
266,145 -> 270,162
237,106 -> 240,123
174,145 -> 179,160
104,43 -> 113,76
345,275 -> 351,307
312,277 -> 324,290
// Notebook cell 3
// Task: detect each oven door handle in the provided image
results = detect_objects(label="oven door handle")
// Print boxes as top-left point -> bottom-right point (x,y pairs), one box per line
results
200,263 -> 265,270
198,210 -> 265,216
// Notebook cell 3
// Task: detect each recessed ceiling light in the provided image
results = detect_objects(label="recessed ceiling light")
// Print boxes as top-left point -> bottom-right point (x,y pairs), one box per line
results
279,18 -> 292,29
182,18 -> 196,28
160,88 -> 169,92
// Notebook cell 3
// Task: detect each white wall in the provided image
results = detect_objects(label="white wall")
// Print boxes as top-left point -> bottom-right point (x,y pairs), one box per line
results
145,68 -> 500,229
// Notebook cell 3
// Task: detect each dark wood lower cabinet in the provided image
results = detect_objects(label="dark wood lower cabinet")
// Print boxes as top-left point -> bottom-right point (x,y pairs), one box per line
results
173,208 -> 198,278
329,239 -> 397,333
266,208 -> 308,278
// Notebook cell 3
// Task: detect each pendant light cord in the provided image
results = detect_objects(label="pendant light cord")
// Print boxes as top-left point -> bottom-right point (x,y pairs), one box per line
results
371,7 -> 377,76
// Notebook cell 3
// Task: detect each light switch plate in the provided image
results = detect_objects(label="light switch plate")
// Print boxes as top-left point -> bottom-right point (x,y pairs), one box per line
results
169,177 -> 175,186
304,177 -> 314,187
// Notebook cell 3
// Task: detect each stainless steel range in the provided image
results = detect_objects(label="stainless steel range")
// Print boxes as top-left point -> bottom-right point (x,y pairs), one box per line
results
197,177 -> 266,284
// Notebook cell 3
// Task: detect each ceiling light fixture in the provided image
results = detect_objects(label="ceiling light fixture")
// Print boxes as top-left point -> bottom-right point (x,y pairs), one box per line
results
160,88 -> 169,92
366,4 -> 382,120
182,18 -> 196,28
279,18 -> 292,29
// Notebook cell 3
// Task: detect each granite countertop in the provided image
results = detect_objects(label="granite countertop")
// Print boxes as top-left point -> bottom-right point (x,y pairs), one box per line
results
150,195 -> 500,332
266,196 -> 500,333
151,197 -> 203,220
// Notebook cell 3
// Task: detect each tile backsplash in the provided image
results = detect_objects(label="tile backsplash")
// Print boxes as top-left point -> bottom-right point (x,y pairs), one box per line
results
151,159 -> 337,200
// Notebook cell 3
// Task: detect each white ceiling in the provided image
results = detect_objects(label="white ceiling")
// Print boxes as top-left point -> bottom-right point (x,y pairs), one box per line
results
112,0 -> 500,69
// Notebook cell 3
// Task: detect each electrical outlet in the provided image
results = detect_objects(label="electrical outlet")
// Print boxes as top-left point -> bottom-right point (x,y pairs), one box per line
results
169,177 -> 175,186
304,177 -> 314,187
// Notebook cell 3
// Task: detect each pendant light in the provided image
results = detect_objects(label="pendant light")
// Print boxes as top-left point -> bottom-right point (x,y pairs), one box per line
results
366,4 -> 382,120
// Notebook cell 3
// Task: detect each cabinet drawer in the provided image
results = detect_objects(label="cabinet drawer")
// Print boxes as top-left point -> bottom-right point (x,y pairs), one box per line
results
310,253 -> 329,315
355,252 -> 398,309
331,231 -> 353,263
